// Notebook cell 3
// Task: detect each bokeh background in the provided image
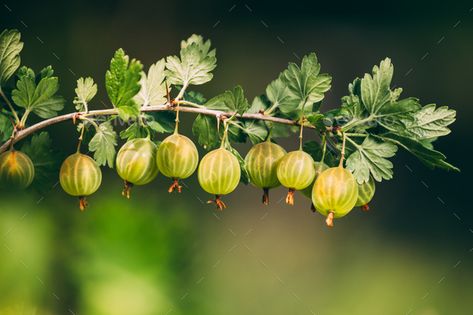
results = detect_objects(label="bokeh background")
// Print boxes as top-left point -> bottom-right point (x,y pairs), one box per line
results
1,0 -> 472,314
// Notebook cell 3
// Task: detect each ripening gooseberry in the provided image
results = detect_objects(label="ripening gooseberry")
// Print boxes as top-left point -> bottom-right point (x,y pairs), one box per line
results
312,166 -> 358,227
60,153 -> 102,211
300,161 -> 328,211
116,138 -> 159,198
157,133 -> 199,193
356,176 -> 376,211
276,150 -> 316,205
198,147 -> 240,210
0,150 -> 35,189
245,140 -> 286,205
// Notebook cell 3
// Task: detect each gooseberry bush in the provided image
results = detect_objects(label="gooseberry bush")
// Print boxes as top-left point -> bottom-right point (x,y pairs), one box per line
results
0,29 -> 459,227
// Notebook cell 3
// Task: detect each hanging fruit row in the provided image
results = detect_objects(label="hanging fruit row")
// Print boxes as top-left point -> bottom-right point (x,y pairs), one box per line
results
0,29 -> 458,228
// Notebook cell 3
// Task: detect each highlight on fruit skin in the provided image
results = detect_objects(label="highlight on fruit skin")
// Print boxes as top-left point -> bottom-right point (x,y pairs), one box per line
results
245,141 -> 286,205
198,147 -> 241,210
276,150 -> 316,206
116,137 -> 159,198
300,161 -> 329,210
59,153 -> 102,211
156,133 -> 199,193
0,150 -> 35,189
356,176 -> 376,211
312,166 -> 359,227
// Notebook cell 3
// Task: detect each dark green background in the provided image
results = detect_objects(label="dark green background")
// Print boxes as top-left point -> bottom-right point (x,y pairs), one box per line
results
1,1 -> 472,314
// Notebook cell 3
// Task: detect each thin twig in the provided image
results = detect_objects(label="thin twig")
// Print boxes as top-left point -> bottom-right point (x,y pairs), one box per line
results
0,103 -> 315,153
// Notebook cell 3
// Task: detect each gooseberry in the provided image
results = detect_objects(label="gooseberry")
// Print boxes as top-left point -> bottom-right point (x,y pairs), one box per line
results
116,137 -> 159,198
245,140 -> 286,205
356,176 -> 376,211
300,161 -> 328,211
156,133 -> 199,193
312,166 -> 358,227
59,153 -> 102,211
0,150 -> 35,189
276,150 -> 316,205
198,147 -> 240,210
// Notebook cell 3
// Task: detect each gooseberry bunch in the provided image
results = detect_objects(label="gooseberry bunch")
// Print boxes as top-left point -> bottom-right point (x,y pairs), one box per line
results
0,29 -> 459,227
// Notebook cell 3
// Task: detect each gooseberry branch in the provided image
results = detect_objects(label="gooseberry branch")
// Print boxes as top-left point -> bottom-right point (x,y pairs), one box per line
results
0,103 -> 314,154
0,29 -> 459,227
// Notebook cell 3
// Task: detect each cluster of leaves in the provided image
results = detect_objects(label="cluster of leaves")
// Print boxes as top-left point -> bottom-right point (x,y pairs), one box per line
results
334,58 -> 458,183
0,28 -> 458,191
0,29 -> 64,188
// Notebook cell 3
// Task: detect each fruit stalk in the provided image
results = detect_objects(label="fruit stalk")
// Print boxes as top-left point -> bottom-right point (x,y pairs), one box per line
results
325,212 -> 334,227
122,181 -> 133,199
168,178 -> 182,193
207,195 -> 227,210
262,188 -> 270,205
79,197 -> 88,211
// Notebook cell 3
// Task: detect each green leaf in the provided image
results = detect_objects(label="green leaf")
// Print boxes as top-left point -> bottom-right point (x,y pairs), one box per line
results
0,29 -> 23,87
20,132 -> 59,192
265,76 -> 290,114
303,140 -> 336,166
346,136 -> 398,183
383,104 -> 456,141
227,122 -> 247,143
11,66 -> 65,119
376,133 -> 459,172
205,85 -> 249,115
146,112 -> 175,133
39,65 -> 54,79
147,120 -> 168,133
360,58 -> 393,114
242,120 -> 268,144
306,112 -> 325,129
73,77 -> 97,112
105,49 -> 143,121
0,112 -> 13,142
88,121 -> 117,168
227,146 -> 249,185
377,97 -> 420,116
184,90 -> 207,104
279,53 -> 332,118
165,34 -> 216,87
341,78 -> 364,119
192,114 -> 219,150
119,122 -> 148,141
134,59 -> 167,106
246,95 -> 269,114
117,105 -> 140,121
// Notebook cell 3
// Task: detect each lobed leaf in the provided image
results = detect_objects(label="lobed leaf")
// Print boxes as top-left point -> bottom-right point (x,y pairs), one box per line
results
376,133 -> 459,172
11,66 -> 65,119
134,59 -> 167,106
88,121 -> 117,168
73,77 -> 97,112
165,34 -> 216,87
105,49 -> 143,121
346,136 -> 398,183
360,58 -> 393,114
205,85 -> 249,115
0,29 -> 23,87
393,104 -> 455,141
279,53 -> 332,118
